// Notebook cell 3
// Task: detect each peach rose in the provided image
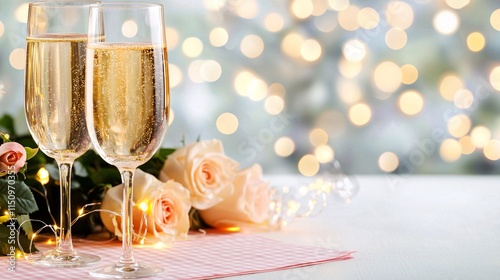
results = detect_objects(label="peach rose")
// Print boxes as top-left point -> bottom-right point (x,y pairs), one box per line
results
200,164 -> 270,228
100,169 -> 191,242
0,142 -> 27,174
159,139 -> 239,210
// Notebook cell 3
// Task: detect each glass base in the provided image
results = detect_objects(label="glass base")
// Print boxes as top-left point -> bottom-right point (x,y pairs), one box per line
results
89,263 -> 166,279
28,250 -> 101,268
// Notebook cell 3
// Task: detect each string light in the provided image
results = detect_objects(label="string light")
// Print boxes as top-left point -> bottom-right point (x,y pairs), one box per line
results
138,202 -> 149,213
36,167 -> 50,185
269,160 -> 359,229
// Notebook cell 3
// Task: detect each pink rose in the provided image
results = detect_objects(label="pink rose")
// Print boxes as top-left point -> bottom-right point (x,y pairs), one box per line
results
159,139 -> 239,210
200,164 -> 271,228
0,142 -> 27,174
100,169 -> 191,242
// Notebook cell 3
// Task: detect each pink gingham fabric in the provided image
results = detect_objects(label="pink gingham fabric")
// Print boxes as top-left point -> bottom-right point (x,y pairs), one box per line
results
4,232 -> 353,279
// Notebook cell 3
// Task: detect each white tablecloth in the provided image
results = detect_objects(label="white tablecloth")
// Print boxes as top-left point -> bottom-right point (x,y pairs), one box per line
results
230,175 -> 500,280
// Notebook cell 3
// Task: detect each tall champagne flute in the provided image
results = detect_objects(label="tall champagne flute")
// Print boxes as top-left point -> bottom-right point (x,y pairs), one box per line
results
24,1 -> 101,267
86,3 -> 169,278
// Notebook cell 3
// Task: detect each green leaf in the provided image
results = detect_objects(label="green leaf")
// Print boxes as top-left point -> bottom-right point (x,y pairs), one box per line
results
45,163 -> 59,181
73,161 -> 88,178
17,215 -> 33,239
0,223 -> 37,256
0,179 -> 38,215
0,215 -> 10,224
0,115 -> 16,137
155,148 -> 176,161
24,147 -> 39,161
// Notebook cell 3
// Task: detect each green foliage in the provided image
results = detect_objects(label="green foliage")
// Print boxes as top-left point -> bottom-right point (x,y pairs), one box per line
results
0,223 -> 37,256
0,179 -> 38,215
0,115 -> 16,136
139,148 -> 175,178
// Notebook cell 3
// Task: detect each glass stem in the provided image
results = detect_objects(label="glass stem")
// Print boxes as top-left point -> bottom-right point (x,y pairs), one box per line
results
55,161 -> 75,255
118,168 -> 136,267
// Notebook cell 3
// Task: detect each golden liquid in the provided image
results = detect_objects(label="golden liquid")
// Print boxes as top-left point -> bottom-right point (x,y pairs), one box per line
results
25,35 -> 90,161
86,43 -> 169,168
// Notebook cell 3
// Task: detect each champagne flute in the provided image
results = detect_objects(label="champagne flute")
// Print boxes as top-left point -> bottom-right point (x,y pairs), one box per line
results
24,1 -> 101,267
86,3 -> 169,278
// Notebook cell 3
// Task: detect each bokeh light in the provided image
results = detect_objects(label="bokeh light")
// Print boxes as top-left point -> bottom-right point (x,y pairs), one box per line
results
357,7 -> 379,29
291,0 -> 313,19
489,66 -> 500,91
453,89 -> 474,109
378,152 -> 399,172
373,61 -> 402,94
265,13 -> 285,32
400,64 -> 418,85
446,0 -> 470,9
398,90 -> 424,116
264,96 -> 285,115
9,48 -> 26,70
447,114 -> 472,138
275,137 -> 295,157
165,27 -> 179,50
343,39 -> 366,62
470,126 -> 491,148
309,128 -> 328,146
433,10 -> 459,35
216,113 -> 239,135
209,27 -> 228,47
385,28 -> 407,50
301,39 -> 322,62
439,73 -> 463,101
122,20 -> 138,38
483,139 -> 500,160
466,32 -> 485,52
200,60 -> 222,82
440,138 -> 462,162
459,136 -> 475,155
15,3 -> 29,23
282,32 -> 304,59
337,79 -> 362,105
314,145 -> 334,163
348,103 -> 372,126
182,37 -> 203,58
168,64 -> 183,88
241,35 -> 264,58
491,9 -> 500,31
328,0 -> 349,11
0,21 -> 4,38
235,0 -> 259,19
298,154 -> 320,176
386,1 -> 414,30
338,5 -> 360,31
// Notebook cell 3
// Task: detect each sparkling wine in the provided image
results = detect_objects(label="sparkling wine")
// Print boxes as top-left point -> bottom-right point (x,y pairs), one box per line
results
86,43 -> 169,168
25,34 -> 90,160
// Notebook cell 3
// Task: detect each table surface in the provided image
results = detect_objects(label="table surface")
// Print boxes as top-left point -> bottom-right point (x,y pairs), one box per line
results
228,175 -> 500,280
3,175 -> 500,279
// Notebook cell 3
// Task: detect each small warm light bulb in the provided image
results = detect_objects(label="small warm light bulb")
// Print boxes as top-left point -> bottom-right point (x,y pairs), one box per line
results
139,202 -> 149,212
16,252 -> 22,258
140,238 -> 145,245
78,208 -> 84,216
46,239 -> 53,245
4,210 -> 8,216
32,233 -> 37,239
225,226 -> 241,232
53,224 -> 58,230
154,242 -> 165,249
37,167 -> 50,185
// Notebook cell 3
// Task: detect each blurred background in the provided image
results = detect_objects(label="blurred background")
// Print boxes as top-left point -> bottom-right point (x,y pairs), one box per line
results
1,0 -> 500,176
